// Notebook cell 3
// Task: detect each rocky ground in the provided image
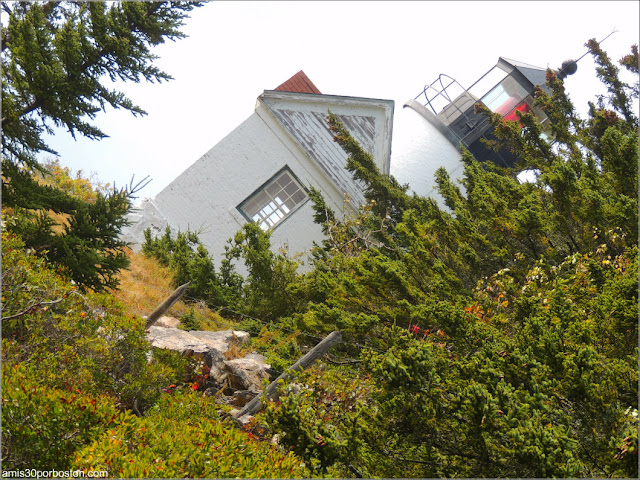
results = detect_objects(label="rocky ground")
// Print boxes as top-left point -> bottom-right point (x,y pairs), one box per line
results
146,316 -> 273,425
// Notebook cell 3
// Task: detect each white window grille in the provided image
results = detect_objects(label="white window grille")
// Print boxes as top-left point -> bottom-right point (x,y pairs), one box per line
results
238,168 -> 307,230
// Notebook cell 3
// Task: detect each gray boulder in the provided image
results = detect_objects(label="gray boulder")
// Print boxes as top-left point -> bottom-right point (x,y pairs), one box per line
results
146,327 -> 271,397
224,353 -> 271,392
188,329 -> 250,352
232,389 -> 259,407
206,348 -> 228,384
146,326 -> 209,356
146,327 -> 248,357
146,327 -> 255,385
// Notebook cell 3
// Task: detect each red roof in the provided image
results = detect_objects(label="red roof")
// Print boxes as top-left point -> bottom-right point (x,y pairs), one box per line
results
274,71 -> 321,94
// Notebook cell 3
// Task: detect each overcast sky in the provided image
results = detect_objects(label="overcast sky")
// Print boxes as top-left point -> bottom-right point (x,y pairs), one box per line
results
41,1 -> 640,199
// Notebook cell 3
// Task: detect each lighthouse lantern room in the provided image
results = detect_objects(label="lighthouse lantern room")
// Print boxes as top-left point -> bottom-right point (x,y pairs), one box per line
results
390,55 -> 577,202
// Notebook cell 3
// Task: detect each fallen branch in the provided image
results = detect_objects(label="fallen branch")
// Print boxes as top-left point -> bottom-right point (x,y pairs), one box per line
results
325,355 -> 361,366
2,297 -> 64,321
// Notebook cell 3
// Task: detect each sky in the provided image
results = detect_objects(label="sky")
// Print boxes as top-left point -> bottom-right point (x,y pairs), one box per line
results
40,1 -> 640,199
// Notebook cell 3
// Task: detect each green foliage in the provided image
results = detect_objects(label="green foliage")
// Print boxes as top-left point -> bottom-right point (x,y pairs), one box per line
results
264,368 -> 369,477
2,162 -> 132,292
308,185 -> 337,237
265,238 -> 637,476
1,362 -> 123,471
142,223 -> 305,322
142,226 -> 244,308
1,232 -> 181,413
245,326 -> 302,374
1,231 -> 190,470
72,392 -> 309,478
1,230 -> 311,476
178,308 -> 202,331
352,243 -> 638,477
262,41 -> 639,478
1,1 -> 199,291
227,223 -> 306,320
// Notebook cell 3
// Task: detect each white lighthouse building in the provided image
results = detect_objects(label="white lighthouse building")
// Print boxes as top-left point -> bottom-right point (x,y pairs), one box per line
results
122,71 -> 394,267
122,57 -> 571,265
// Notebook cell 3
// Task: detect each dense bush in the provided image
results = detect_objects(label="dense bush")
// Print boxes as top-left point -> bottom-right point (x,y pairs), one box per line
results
261,41 -> 639,478
1,362 -> 122,470
142,227 -> 244,309
1,231 -> 179,413
264,367 -> 370,476
1,229 -> 311,476
143,222 -> 306,322
72,392 -> 309,478
2,159 -> 134,292
2,230 -> 189,469
260,239 -> 638,477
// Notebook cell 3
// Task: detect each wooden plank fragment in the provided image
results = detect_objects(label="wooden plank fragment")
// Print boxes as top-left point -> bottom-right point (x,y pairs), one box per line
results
144,282 -> 190,329
234,330 -> 343,418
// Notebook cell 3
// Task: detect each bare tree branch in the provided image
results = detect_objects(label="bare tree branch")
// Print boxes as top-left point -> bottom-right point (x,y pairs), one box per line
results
2,297 -> 64,321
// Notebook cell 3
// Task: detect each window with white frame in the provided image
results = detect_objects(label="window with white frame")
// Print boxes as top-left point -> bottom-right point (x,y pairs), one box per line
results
238,168 -> 307,230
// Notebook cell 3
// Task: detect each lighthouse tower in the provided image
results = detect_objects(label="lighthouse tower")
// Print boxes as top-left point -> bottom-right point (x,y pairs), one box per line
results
390,57 -> 577,203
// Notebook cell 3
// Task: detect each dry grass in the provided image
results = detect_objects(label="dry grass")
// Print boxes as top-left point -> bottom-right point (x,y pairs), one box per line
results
223,338 -> 246,360
113,248 -> 238,331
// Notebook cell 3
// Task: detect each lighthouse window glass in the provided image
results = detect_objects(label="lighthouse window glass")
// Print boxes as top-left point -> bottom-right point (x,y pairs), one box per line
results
238,168 -> 307,230
468,67 -> 508,100
481,76 -> 529,117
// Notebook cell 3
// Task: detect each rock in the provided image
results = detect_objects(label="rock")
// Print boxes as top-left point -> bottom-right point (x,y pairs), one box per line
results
203,387 -> 217,397
188,329 -> 250,352
206,348 -> 228,383
224,355 -> 271,392
237,414 -> 255,426
232,389 -> 258,407
146,326 -> 211,359
153,316 -> 181,328
243,352 -> 269,363
146,327 -> 250,366
146,328 -> 232,384
145,327 -> 276,402
228,410 -> 255,426
216,395 -> 236,406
